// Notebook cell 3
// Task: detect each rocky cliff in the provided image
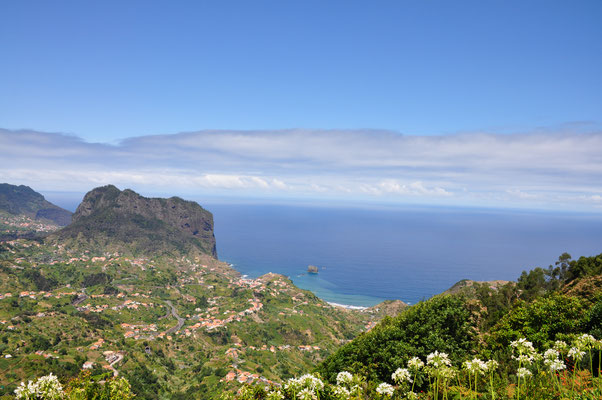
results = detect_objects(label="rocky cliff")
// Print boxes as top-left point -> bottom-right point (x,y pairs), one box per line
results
54,185 -> 217,257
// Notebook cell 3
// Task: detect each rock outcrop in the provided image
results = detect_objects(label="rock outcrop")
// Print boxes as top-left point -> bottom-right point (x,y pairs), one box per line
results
54,185 -> 217,257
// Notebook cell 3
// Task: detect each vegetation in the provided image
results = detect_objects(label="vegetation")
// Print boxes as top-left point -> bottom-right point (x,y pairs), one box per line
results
231,334 -> 602,399
230,252 -> 602,399
12,371 -> 134,399
3,183 -> 602,399
0,183 -> 71,227
0,239 -> 377,398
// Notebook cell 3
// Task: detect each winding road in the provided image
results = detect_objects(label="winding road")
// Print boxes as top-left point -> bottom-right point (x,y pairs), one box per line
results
165,300 -> 185,334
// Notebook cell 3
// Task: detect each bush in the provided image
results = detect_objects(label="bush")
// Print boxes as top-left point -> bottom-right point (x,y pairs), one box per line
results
318,294 -> 477,384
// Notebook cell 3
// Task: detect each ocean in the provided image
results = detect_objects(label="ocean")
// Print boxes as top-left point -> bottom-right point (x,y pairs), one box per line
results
209,203 -> 602,307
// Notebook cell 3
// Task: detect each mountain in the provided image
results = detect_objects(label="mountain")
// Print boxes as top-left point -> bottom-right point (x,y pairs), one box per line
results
52,185 -> 217,257
442,278 -> 512,296
0,183 -> 72,226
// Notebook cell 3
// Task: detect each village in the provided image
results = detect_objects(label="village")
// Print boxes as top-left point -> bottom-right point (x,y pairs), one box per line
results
0,239 -> 376,391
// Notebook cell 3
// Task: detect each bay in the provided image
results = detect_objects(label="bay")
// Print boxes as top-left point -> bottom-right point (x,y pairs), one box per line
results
208,204 -> 602,307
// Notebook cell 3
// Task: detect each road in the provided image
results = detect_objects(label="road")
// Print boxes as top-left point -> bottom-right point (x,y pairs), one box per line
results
165,300 -> 185,335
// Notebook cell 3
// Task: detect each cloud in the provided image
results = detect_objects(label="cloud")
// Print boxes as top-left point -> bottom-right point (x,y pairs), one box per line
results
361,180 -> 452,197
506,189 -> 539,200
1,127 -> 602,211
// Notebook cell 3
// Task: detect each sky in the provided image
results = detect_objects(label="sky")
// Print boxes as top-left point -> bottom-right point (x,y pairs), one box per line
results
1,1 -> 602,211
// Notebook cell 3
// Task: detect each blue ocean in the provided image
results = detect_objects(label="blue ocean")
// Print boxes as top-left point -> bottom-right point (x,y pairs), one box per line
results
208,204 -> 602,307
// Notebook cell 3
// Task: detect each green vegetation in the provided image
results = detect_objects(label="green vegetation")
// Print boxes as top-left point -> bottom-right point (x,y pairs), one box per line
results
12,371 -> 134,399
318,295 -> 476,384
0,239 -> 377,399
228,252 -> 602,400
0,183 -> 72,227
3,183 -> 602,399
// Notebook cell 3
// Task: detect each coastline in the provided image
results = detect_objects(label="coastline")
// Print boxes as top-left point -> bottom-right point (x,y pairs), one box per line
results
327,302 -> 368,310
225,261 -> 386,308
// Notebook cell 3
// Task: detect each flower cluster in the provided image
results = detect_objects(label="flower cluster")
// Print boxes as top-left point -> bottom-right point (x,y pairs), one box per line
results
463,358 -> 487,375
296,388 -> 316,400
332,371 -> 361,399
553,340 -> 568,352
542,348 -> 565,372
568,347 -> 586,361
376,382 -> 395,397
407,357 -> 424,370
391,368 -> 412,384
485,359 -> 499,372
15,374 -> 63,400
266,390 -> 285,400
575,334 -> 597,350
426,351 -> 451,368
336,371 -> 353,386
516,367 -> 532,379
285,374 -> 324,392
511,338 -> 536,355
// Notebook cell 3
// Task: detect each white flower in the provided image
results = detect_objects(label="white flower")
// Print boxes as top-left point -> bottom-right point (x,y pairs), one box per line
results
285,377 -> 302,391
544,348 -> 559,360
427,351 -> 451,368
575,334 -> 597,350
517,367 -> 532,379
376,382 -> 395,397
289,374 -> 323,391
15,374 -> 63,400
553,340 -> 568,352
511,338 -> 535,355
392,367 -> 412,384
336,371 -> 353,386
568,347 -> 586,361
406,392 -> 419,400
267,390 -> 285,400
463,358 -> 487,375
485,359 -> 499,372
440,366 -> 456,380
332,385 -> 350,398
407,357 -> 424,370
350,384 -> 362,396
297,388 -> 317,400
546,359 -> 566,372
513,354 -> 534,365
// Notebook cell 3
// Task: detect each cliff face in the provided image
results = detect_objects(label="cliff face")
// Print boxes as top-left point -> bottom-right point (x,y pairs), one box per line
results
55,185 -> 217,257
0,183 -> 72,226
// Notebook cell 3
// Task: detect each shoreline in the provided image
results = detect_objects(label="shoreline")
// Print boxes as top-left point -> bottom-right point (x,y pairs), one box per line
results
225,261 -> 385,308
327,302 -> 368,311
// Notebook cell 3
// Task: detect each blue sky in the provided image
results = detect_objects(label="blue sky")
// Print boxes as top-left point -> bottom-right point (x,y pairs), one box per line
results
1,1 -> 602,211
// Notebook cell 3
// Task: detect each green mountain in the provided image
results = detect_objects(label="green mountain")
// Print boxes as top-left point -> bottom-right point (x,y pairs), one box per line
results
52,185 -> 217,257
0,183 -> 72,226
0,185 -> 398,398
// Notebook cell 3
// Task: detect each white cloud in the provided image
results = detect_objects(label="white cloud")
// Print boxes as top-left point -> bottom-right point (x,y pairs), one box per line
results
506,189 -> 539,200
2,127 -> 602,211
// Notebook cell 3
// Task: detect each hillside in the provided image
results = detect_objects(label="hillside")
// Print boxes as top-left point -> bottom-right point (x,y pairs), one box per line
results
0,184 -> 72,240
443,278 -> 513,296
52,185 -> 217,257
0,183 -> 72,226
314,252 -> 602,398
0,239 -> 380,398
0,186 -> 393,399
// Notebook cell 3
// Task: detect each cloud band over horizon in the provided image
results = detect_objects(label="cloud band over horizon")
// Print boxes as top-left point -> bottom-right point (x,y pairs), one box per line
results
2,127 -> 602,211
